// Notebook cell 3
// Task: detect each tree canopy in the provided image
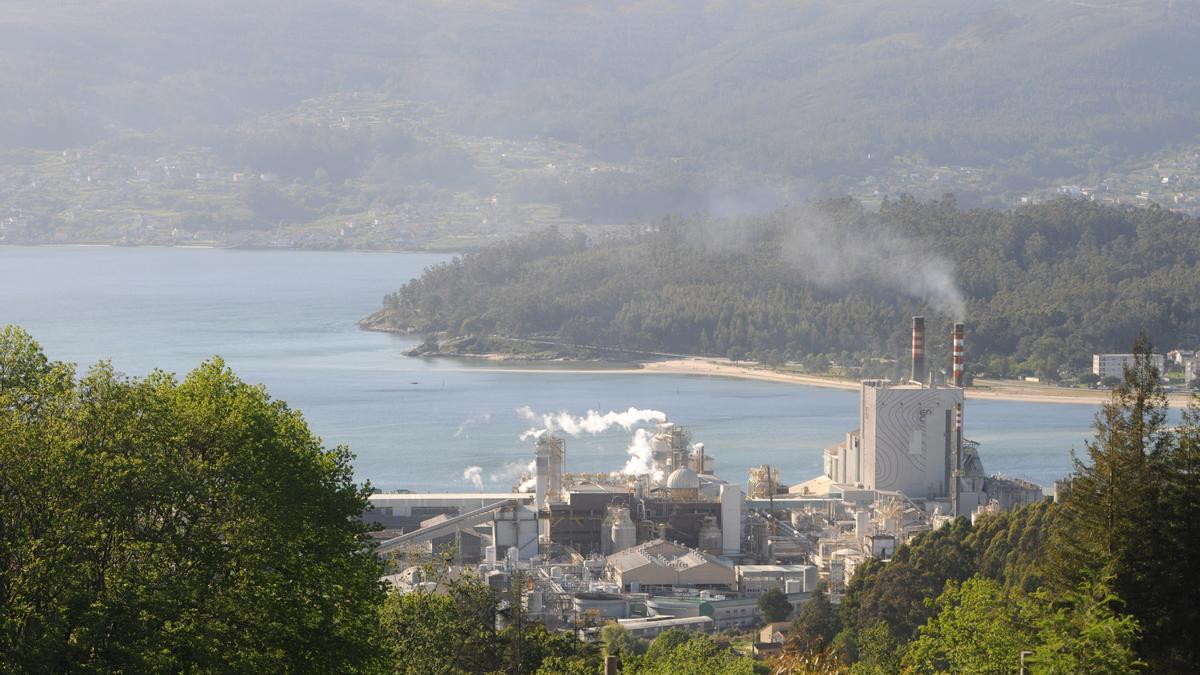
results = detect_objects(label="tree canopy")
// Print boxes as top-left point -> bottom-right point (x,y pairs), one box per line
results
0,326 -> 387,672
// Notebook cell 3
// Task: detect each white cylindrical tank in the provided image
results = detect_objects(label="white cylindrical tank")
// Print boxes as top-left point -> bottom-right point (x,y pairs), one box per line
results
802,565 -> 818,593
484,545 -> 497,567
600,507 -> 616,555
611,506 -> 637,553
720,484 -> 743,556
854,509 -> 871,540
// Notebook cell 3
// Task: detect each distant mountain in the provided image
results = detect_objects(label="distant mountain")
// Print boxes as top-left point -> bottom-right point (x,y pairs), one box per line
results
2,1 -> 1198,235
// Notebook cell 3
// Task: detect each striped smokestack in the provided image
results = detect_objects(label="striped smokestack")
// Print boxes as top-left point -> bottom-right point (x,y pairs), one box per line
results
910,316 -> 926,384
952,323 -> 965,387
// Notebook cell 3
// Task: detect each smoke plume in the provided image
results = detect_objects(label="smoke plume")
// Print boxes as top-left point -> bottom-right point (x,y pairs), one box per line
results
517,406 -> 666,438
698,203 -> 967,321
462,465 -> 484,491
618,428 -> 664,481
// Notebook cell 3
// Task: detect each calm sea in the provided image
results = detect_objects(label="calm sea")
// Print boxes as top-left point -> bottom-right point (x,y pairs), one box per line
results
1,246 -> 1121,492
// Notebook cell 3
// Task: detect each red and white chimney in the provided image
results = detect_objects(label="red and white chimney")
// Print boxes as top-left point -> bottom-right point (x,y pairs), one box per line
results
952,323 -> 965,387
911,316 -> 926,384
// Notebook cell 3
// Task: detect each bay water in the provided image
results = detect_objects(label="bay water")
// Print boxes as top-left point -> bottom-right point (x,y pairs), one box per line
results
1,246 -> 1115,492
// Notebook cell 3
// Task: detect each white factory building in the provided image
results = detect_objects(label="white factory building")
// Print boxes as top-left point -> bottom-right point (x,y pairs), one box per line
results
825,381 -> 964,500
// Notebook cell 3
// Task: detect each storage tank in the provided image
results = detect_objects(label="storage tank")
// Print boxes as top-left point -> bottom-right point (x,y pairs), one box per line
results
801,565 -> 818,593
854,509 -> 871,540
573,592 -> 630,620
698,516 -> 722,556
610,505 -> 637,554
484,545 -> 497,568
600,507 -> 616,555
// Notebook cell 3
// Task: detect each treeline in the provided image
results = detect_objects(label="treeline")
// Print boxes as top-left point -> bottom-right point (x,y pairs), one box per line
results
775,345 -> 1198,672
371,197 -> 1200,378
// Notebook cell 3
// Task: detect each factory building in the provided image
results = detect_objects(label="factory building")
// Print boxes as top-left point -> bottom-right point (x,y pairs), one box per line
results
534,425 -> 744,558
820,318 -> 1039,517
736,564 -> 818,594
605,539 -> 736,592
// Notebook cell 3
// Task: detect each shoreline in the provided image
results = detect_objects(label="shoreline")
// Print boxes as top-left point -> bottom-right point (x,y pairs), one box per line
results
427,354 -> 1194,407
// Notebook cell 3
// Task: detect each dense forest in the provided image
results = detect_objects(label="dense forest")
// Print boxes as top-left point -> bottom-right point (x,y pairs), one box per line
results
367,197 -> 1200,379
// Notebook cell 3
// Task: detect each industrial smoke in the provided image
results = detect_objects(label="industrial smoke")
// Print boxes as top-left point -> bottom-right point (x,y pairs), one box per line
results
462,465 -> 484,491
697,204 -> 966,320
618,428 -> 663,481
517,405 -> 666,438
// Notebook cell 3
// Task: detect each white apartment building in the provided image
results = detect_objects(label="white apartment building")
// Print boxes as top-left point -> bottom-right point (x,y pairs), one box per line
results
1092,353 -> 1165,380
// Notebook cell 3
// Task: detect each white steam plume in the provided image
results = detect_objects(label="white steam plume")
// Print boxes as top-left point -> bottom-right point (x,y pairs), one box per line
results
619,428 -> 664,482
517,406 -> 666,438
462,465 -> 483,491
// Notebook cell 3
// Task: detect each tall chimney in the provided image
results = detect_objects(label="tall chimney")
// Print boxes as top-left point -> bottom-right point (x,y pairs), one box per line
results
910,316 -> 926,384
952,323 -> 965,387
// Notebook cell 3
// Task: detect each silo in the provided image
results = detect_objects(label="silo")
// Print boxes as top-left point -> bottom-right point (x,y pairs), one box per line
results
610,505 -> 637,553
801,565 -> 818,593
600,507 -> 616,555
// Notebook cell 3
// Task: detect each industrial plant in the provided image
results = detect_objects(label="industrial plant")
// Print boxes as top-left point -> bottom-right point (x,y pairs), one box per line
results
365,318 -> 1043,639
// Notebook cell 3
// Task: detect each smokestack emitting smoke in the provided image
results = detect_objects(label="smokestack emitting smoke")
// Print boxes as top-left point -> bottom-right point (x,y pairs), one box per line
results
911,316 -> 926,384
952,323 -> 965,387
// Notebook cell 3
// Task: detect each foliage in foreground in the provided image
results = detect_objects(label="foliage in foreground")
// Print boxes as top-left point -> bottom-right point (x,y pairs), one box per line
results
0,326 -> 386,673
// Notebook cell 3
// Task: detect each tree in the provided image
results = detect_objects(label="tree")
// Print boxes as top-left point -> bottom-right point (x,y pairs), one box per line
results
625,633 -> 755,675
599,623 -> 639,659
644,628 -> 693,663
1153,394 -> 1200,669
789,586 -> 841,647
0,326 -> 386,672
903,575 -> 1142,674
379,568 -> 500,674
758,588 -> 793,623
902,577 -> 1034,673
1046,335 -> 1172,664
1025,579 -> 1142,673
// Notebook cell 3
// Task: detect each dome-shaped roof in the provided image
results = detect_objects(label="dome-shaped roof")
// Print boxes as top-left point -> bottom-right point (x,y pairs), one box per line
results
666,466 -> 700,490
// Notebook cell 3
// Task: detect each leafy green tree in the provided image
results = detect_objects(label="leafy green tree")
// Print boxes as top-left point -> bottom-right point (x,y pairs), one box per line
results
644,628 -> 693,663
789,586 -> 841,647
625,633 -> 755,675
845,621 -> 901,675
379,571 -> 499,674
0,326 -> 386,673
498,622 -> 600,675
599,623 -> 639,659
757,588 -> 793,623
1025,579 -> 1142,673
902,577 -> 1035,674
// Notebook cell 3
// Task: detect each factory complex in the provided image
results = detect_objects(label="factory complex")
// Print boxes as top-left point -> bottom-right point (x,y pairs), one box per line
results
366,318 -> 1044,639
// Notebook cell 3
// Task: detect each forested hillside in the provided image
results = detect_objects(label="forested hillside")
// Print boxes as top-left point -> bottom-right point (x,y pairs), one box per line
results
367,198 -> 1200,378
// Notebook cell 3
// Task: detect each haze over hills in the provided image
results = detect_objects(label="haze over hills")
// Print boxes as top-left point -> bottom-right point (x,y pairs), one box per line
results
2,0 -> 1199,247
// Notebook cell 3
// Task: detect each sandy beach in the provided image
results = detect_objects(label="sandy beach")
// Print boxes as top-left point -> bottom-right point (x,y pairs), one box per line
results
447,356 -> 1194,407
